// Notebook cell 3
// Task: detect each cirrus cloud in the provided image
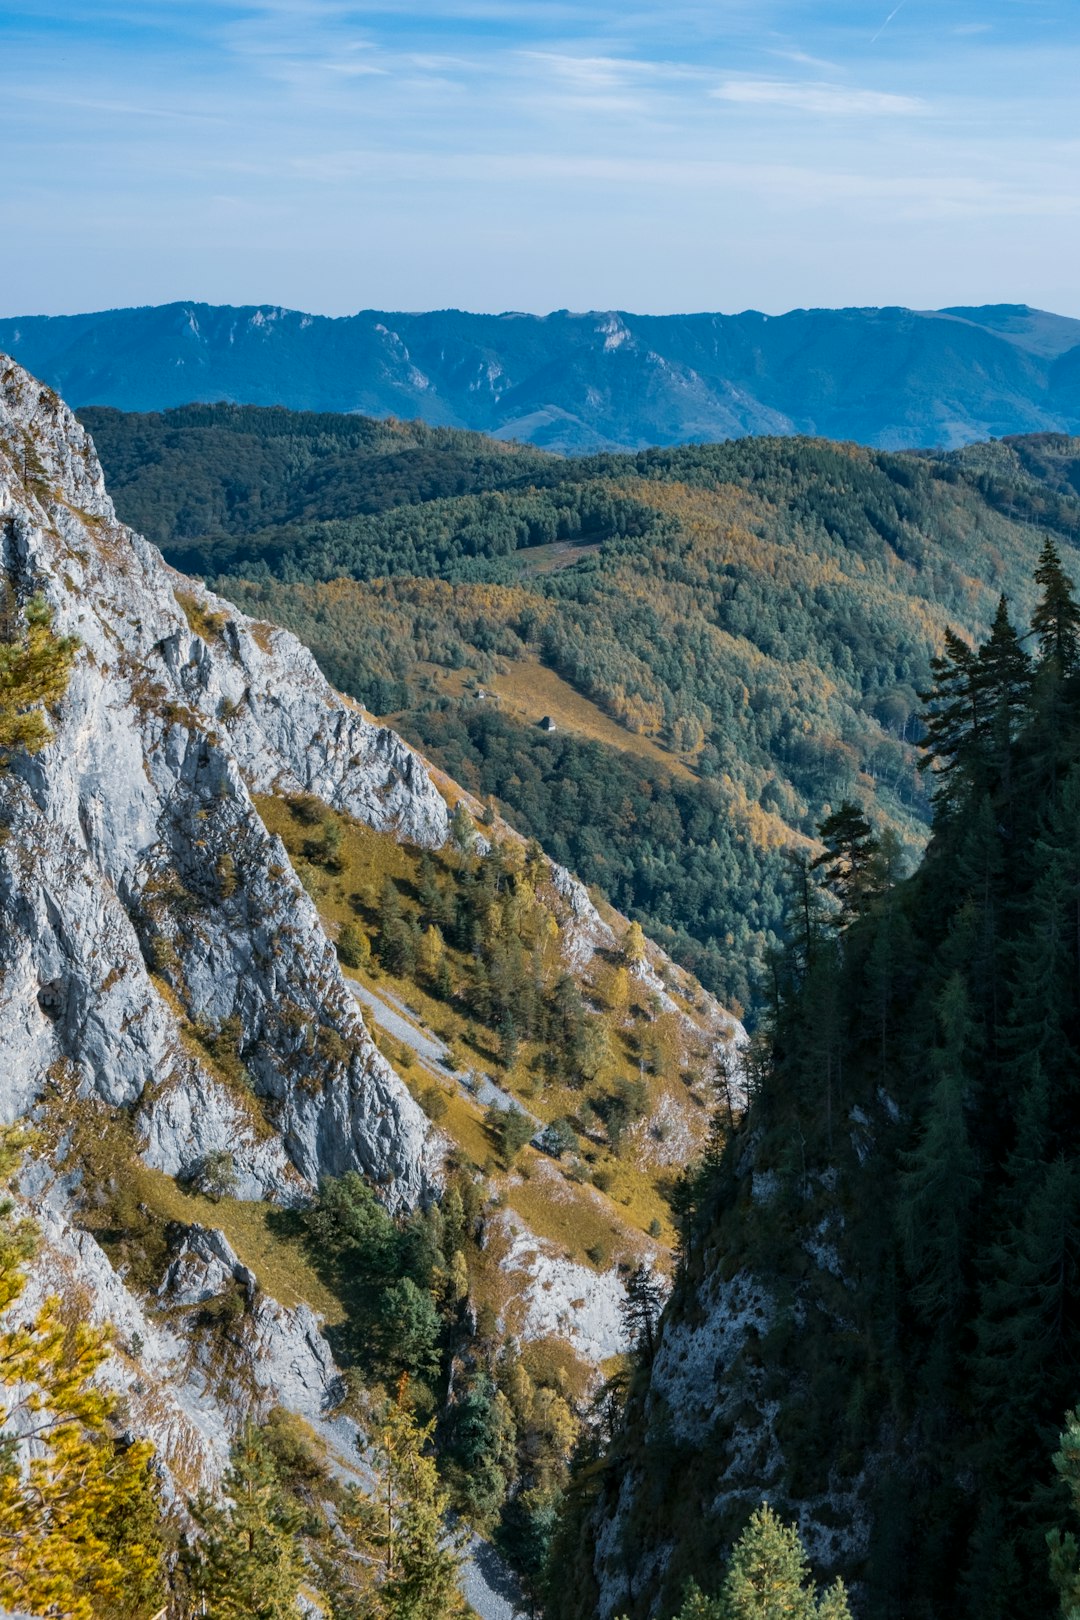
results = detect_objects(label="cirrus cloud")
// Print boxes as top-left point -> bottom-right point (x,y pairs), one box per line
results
713,78 -> 928,116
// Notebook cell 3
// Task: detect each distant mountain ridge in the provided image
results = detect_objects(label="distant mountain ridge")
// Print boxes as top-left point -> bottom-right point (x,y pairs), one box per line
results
5,300 -> 1080,452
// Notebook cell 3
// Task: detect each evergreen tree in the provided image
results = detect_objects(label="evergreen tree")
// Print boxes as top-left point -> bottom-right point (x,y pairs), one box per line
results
917,628 -> 983,805
976,594 -> 1032,750
373,1385 -> 467,1620
620,1263 -> 665,1363
1048,1408 -> 1080,1618
0,1132 -> 166,1620
715,1504 -> 851,1620
898,973 -> 980,1324
186,1421 -> 306,1620
1032,539 -> 1080,674
811,802 -> 880,924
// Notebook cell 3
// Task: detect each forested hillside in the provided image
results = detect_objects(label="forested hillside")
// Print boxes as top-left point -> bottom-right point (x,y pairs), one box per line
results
84,402 -> 1080,1014
553,544 -> 1080,1620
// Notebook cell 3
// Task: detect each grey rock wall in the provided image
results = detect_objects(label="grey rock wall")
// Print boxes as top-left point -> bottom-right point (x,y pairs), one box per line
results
0,354 -> 445,1209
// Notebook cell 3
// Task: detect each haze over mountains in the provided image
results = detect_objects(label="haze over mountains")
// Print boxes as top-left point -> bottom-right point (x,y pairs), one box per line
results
7,301 -> 1080,453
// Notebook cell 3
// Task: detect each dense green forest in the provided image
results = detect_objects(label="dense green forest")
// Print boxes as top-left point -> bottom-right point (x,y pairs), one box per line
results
82,402 -> 1080,1013
550,544 -> 1080,1620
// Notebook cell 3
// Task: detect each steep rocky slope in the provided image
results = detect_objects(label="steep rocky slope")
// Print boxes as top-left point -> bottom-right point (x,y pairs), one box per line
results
0,355 -> 740,1571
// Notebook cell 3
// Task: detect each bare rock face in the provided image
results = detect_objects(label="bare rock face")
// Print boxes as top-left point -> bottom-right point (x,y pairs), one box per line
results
0,355 -> 446,1208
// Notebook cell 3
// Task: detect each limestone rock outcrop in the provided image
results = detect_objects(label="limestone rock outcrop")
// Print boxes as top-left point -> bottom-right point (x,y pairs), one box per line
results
0,355 -> 445,1207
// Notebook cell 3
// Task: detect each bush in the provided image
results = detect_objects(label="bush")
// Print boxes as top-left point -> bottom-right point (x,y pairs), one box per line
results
537,1117 -> 579,1160
193,1150 -> 239,1202
486,1102 -> 534,1164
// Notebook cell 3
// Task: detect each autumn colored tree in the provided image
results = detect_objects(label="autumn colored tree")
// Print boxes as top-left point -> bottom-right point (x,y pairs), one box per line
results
0,594 -> 79,765
185,1421 -> 306,1620
0,1132 -> 166,1620
373,1382 -> 467,1620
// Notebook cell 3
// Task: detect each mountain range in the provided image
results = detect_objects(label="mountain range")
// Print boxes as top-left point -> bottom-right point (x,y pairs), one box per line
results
7,301 -> 1080,452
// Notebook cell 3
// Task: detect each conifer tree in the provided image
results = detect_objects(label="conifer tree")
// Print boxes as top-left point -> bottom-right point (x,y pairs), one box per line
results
811,802 -> 880,924
623,920 -> 648,967
0,1128 -> 166,1620
917,628 -> 983,803
898,973 -> 980,1323
1032,538 -> 1080,673
374,1384 -> 467,1620
620,1263 -> 665,1363
715,1504 -> 851,1619
976,594 -> 1032,751
1047,1407 -> 1080,1618
186,1421 -> 306,1620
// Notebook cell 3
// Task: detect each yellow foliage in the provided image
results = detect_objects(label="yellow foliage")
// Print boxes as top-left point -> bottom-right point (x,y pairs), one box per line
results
0,1133 -> 165,1620
0,595 -> 79,766
622,921 -> 647,967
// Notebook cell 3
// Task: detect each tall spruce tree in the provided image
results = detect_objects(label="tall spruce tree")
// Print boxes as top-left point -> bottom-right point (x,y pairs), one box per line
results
186,1422 -> 306,1620
1032,539 -> 1080,674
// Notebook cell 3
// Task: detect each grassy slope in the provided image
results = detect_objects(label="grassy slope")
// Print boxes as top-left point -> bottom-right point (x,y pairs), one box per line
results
254,792 -> 725,1279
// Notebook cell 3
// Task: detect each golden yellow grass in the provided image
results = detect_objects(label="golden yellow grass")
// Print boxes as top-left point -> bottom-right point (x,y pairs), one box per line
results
137,1168 -> 343,1321
489,658 -> 699,783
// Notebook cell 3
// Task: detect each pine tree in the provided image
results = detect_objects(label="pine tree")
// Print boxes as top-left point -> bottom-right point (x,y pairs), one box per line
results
620,1263 -> 664,1362
917,629 -> 983,805
1047,1408 -> 1080,1618
898,973 -> 979,1324
374,1385 -> 467,1620
811,802 -> 880,924
976,594 -> 1032,756
1032,538 -> 1080,674
186,1421 -> 306,1620
712,1504 -> 852,1619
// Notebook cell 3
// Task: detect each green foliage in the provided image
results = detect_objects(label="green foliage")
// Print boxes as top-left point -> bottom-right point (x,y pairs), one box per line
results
486,1102 -> 534,1165
1049,1409 -> 1080,1619
709,1505 -> 852,1620
557,549 -> 1080,1620
186,1422 -> 306,1620
336,919 -> 370,970
613,1508 -> 852,1620
620,1262 -> 664,1363
96,411 -> 1080,1010
0,593 -> 79,767
441,1370 -> 516,1528
372,1389 -> 468,1620
194,1149 -> 240,1202
298,1173 -> 445,1380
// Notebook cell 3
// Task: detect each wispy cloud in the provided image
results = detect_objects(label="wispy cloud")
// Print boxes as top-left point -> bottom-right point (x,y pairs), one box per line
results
713,78 -> 927,116
3,0 -> 1080,318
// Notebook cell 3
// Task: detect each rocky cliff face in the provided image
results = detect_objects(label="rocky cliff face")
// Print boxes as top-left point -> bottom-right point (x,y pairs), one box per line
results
0,355 -> 446,1208
0,355 -> 458,1494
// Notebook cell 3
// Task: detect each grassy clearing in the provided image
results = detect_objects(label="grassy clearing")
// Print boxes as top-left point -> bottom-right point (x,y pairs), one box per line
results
59,1101 -> 342,1322
137,1169 -> 343,1321
505,1160 -> 642,1273
489,658 -> 699,783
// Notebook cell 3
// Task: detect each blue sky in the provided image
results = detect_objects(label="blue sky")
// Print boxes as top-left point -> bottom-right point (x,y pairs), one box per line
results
2,0 -> 1078,316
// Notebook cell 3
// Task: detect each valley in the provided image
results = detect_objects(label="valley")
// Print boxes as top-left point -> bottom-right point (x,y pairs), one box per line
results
4,351 -> 1080,1620
83,398 -> 1080,1013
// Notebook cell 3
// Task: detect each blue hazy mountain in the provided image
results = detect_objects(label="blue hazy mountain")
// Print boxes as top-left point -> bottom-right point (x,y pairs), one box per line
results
5,300 -> 1080,452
